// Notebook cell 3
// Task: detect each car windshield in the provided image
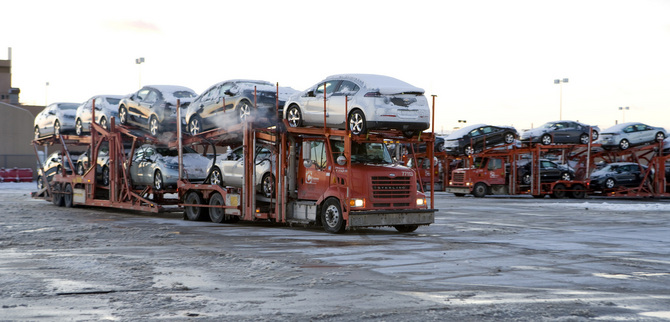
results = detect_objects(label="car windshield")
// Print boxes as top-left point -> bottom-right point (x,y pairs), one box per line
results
60,103 -> 79,110
105,97 -> 121,105
540,122 -> 555,129
331,141 -> 392,165
154,146 -> 198,157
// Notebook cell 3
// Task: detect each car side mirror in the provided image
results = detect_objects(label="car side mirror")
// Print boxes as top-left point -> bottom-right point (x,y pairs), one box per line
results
307,90 -> 315,97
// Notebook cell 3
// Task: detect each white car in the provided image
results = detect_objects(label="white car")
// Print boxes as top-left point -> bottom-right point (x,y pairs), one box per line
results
33,102 -> 80,139
208,145 -> 275,198
75,95 -> 124,135
283,74 -> 430,137
597,122 -> 666,150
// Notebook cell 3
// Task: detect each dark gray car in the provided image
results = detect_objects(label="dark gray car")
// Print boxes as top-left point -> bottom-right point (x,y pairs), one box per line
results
520,120 -> 600,145
589,162 -> 646,190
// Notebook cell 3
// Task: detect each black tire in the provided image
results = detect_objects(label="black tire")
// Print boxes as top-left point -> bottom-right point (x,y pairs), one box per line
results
551,183 -> 567,199
149,116 -> 160,137
54,120 -> 61,137
619,139 -> 630,150
348,110 -> 367,135
286,105 -> 302,128
37,175 -> 44,190
34,126 -> 40,140
208,192 -> 225,223
591,130 -> 599,141
402,130 -> 417,138
453,193 -> 466,197
75,119 -> 83,136
570,184 -> 586,199
579,133 -> 589,144
100,117 -> 108,130
76,162 -> 85,176
261,173 -> 275,198
119,106 -> 128,125
560,172 -> 572,181
209,167 -> 223,186
472,182 -> 488,198
52,182 -> 64,207
464,145 -> 474,156
395,225 -> 419,233
188,116 -> 202,136
504,132 -> 515,144
153,170 -> 164,191
183,191 -> 204,221
532,194 -> 546,199
605,178 -> 616,189
237,100 -> 252,122
102,166 -> 110,186
540,134 -> 552,145
522,174 -> 532,185
321,198 -> 345,233
656,132 -> 665,141
63,183 -> 73,208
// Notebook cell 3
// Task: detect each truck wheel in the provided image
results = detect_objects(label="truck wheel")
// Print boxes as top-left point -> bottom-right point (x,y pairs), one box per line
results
570,184 -> 586,199
394,225 -> 419,233
208,192 -> 225,223
472,183 -> 488,198
52,182 -> 64,207
183,191 -> 204,221
551,183 -> 567,199
321,198 -> 345,234
63,183 -> 74,208
453,193 -> 466,197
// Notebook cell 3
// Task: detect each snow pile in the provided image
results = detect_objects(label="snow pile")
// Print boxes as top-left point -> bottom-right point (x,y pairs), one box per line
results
543,201 -> 670,212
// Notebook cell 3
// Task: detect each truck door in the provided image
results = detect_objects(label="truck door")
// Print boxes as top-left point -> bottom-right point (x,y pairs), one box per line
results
298,140 -> 331,200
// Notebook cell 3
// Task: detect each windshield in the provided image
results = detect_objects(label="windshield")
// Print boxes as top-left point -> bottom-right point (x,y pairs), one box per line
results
540,122 -> 554,129
155,146 -> 198,157
331,141 -> 392,164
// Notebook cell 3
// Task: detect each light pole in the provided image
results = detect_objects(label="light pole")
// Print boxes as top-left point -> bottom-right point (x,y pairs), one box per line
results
135,57 -> 145,88
619,106 -> 629,123
554,78 -> 568,120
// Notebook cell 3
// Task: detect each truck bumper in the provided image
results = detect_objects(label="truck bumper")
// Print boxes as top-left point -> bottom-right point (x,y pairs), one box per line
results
445,187 -> 471,194
348,209 -> 435,227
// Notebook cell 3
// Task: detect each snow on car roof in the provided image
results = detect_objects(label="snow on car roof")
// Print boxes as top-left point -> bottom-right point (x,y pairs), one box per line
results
601,122 -> 645,133
324,74 -> 425,95
146,85 -> 196,94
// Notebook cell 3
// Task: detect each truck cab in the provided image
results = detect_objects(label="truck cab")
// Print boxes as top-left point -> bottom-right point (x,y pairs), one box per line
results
447,157 -> 507,197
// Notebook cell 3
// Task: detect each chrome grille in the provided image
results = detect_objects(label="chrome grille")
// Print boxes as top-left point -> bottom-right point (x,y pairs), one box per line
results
371,176 -> 411,199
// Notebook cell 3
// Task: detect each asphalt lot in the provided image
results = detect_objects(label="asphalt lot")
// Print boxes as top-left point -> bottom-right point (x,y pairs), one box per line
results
1,182 -> 670,321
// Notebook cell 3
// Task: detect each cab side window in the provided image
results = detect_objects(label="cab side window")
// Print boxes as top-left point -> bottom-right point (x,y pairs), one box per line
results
488,158 -> 503,170
310,141 -> 328,169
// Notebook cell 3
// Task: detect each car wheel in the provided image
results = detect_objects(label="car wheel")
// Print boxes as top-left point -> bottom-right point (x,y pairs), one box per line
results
619,139 -> 630,150
605,177 -> 616,189
656,132 -> 665,141
540,134 -> 552,145
591,130 -> 599,141
34,126 -> 40,140
153,169 -> 164,190
149,116 -> 161,137
464,145 -> 474,156
102,166 -> 110,186
560,172 -> 572,181
208,192 -> 225,223
472,182 -> 488,198
237,100 -> 252,122
75,119 -> 83,136
261,173 -> 275,198
348,110 -> 367,135
522,173 -> 532,185
579,133 -> 589,144
188,116 -> 202,136
209,167 -> 223,186
100,117 -> 108,130
37,175 -> 43,190
183,191 -> 204,221
504,132 -> 515,144
286,105 -> 302,128
321,198 -> 345,233
76,162 -> 85,176
551,183 -> 567,199
119,106 -> 128,125
394,225 -> 419,233
54,120 -> 61,137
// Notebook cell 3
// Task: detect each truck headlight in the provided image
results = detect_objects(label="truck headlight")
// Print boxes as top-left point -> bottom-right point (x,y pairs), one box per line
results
416,198 -> 426,206
349,198 -> 365,208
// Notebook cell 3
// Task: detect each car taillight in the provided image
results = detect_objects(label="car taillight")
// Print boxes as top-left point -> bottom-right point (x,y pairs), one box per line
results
364,92 -> 382,97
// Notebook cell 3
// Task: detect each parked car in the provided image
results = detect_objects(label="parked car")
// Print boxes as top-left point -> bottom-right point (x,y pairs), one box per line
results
443,124 -> 518,155
36,151 -> 82,190
589,162 -> 647,190
597,122 -> 667,150
283,74 -> 430,137
118,85 -> 197,136
208,145 -> 275,198
185,80 -> 297,135
518,159 -> 575,185
129,144 -> 210,190
521,120 -> 600,145
34,102 -> 80,139
75,95 -> 124,135
76,144 -> 131,186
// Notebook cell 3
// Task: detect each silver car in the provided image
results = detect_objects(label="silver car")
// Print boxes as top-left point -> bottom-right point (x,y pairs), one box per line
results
283,74 -> 430,137
130,144 -> 210,190
33,102 -> 80,139
597,122 -> 667,150
118,85 -> 197,137
208,145 -> 275,198
75,95 -> 124,135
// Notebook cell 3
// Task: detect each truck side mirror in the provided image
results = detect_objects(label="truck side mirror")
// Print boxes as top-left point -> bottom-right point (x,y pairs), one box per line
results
337,155 -> 347,166
302,142 -> 312,168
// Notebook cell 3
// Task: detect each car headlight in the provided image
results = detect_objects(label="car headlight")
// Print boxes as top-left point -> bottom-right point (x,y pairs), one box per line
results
349,198 -> 365,208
